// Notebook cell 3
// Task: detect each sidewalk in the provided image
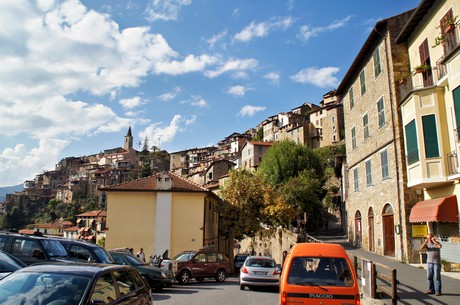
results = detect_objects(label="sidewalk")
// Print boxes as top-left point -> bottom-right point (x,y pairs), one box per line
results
311,218 -> 460,305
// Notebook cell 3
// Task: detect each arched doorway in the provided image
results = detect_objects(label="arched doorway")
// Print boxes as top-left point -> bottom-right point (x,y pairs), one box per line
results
368,207 -> 375,252
382,204 -> 395,256
354,210 -> 362,247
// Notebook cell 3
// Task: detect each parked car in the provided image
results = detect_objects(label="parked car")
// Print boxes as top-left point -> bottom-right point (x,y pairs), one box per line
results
55,238 -> 114,264
110,250 -> 175,291
0,250 -> 27,280
0,262 -> 154,304
234,253 -> 249,272
279,243 -> 360,305
239,255 -> 280,290
0,231 -> 70,265
171,249 -> 230,284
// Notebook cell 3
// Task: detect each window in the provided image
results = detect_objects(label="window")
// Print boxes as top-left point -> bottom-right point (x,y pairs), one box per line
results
380,150 -> 389,180
453,86 -> 460,141
373,47 -> 382,77
351,127 -> 357,149
69,245 -> 91,261
353,168 -> 359,191
349,87 -> 354,109
113,271 -> 136,296
377,97 -> 386,128
365,160 -> 372,186
91,273 -> 117,303
363,114 -> 369,140
422,114 -> 439,158
405,119 -> 419,165
360,70 -> 366,96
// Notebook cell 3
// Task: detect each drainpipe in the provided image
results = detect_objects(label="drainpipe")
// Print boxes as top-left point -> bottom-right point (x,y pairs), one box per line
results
375,25 -> 405,260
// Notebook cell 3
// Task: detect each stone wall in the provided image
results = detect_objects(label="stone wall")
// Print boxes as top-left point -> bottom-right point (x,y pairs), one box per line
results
235,227 -> 299,265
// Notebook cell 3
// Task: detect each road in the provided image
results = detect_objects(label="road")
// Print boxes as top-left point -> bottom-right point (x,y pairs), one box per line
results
152,276 -> 279,305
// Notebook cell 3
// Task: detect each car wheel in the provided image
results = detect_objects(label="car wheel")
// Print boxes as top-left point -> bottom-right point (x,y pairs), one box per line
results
215,269 -> 226,282
240,284 -> 245,290
178,270 -> 191,284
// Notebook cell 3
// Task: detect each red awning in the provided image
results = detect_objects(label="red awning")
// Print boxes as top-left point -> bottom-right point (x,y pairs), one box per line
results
409,195 -> 459,223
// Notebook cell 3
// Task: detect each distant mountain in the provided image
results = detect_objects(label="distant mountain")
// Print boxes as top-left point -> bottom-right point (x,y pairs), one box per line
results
0,184 -> 23,202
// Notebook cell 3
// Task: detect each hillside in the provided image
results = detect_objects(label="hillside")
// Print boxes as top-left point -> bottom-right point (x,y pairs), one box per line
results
0,184 -> 23,202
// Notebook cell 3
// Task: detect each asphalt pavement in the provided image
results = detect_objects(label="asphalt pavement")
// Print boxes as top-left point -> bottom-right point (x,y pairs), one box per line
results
310,219 -> 460,305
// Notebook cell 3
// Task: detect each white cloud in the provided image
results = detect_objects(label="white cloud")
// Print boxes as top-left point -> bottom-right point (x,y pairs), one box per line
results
185,115 -> 197,125
139,114 -> 185,148
227,85 -> 250,97
264,72 -> 280,86
233,16 -> 294,42
145,0 -> 191,22
154,54 -> 218,75
0,139 -> 69,186
206,30 -> 227,49
238,105 -> 266,117
298,16 -> 352,42
205,58 -> 258,78
158,87 -> 182,101
191,98 -> 207,107
290,67 -> 340,88
120,96 -> 143,109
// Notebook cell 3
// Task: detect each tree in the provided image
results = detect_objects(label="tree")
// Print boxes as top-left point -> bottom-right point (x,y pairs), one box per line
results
258,140 -> 324,186
220,169 -> 297,240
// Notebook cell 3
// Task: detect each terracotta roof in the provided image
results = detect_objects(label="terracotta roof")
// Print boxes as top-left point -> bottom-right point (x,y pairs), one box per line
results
64,226 -> 79,232
77,210 -> 107,217
100,172 -> 208,192
249,141 -> 273,146
19,229 -> 35,235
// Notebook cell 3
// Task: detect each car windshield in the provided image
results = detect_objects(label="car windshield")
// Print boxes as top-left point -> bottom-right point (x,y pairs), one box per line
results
172,252 -> 195,262
236,255 -> 248,262
94,248 -> 114,264
125,253 -> 145,266
287,256 -> 354,287
246,258 -> 275,268
0,252 -> 25,271
0,272 -> 91,305
39,240 -> 68,258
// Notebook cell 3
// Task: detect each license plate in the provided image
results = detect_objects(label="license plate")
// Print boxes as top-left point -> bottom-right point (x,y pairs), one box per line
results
254,271 -> 267,275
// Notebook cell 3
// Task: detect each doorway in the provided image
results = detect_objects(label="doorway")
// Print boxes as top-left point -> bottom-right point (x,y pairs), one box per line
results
354,210 -> 362,248
368,207 -> 375,252
382,204 -> 395,257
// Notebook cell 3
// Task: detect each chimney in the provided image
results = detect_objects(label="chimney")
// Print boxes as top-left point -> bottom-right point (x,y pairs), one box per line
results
157,173 -> 172,190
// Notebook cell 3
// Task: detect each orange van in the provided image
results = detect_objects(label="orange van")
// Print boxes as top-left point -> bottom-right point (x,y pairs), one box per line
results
279,243 -> 361,305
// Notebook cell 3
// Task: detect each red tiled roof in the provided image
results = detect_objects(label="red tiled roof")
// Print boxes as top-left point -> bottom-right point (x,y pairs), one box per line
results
64,226 -> 79,232
19,229 -> 35,235
77,210 -> 107,217
250,141 -> 273,146
100,172 -> 208,193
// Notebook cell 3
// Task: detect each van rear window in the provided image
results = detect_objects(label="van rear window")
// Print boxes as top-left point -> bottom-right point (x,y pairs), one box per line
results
287,256 -> 354,287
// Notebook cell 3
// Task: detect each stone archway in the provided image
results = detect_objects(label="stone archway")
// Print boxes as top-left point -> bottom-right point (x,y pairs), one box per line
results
354,210 -> 362,248
382,204 -> 395,257
368,207 -> 375,252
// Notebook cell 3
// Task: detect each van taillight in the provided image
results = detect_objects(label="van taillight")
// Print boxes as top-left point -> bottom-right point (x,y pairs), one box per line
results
354,294 -> 361,305
241,267 -> 248,274
280,291 -> 287,305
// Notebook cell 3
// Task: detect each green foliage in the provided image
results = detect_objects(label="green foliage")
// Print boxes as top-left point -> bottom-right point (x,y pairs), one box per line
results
252,128 -> 264,141
258,140 -> 324,186
277,169 -> 324,231
98,237 -> 106,247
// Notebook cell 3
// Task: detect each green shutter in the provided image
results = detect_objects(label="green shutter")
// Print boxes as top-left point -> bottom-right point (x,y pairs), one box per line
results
422,115 -> 439,158
405,120 -> 419,164
454,87 -> 460,141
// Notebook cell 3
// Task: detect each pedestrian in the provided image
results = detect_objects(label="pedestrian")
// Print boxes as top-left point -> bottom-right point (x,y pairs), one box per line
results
137,248 -> 145,262
129,248 -> 134,254
421,233 -> 442,296
324,218 -> 329,230
282,250 -> 288,268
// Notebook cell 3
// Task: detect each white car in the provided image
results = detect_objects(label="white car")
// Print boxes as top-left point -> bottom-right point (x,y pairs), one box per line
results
239,256 -> 280,290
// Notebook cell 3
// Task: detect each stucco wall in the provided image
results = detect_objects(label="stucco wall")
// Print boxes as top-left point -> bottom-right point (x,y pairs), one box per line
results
105,192 -> 156,257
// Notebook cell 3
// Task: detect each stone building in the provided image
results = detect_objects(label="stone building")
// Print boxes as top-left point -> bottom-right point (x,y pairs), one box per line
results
337,9 -> 418,262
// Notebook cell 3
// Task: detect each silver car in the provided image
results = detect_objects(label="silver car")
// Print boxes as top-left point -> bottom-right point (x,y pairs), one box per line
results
239,256 -> 280,290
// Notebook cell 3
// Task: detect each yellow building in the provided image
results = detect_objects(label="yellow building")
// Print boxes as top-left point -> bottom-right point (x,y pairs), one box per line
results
102,172 -> 221,259
396,0 -> 459,263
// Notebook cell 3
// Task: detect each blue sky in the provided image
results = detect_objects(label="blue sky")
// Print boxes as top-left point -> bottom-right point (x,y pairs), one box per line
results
0,0 -> 420,187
